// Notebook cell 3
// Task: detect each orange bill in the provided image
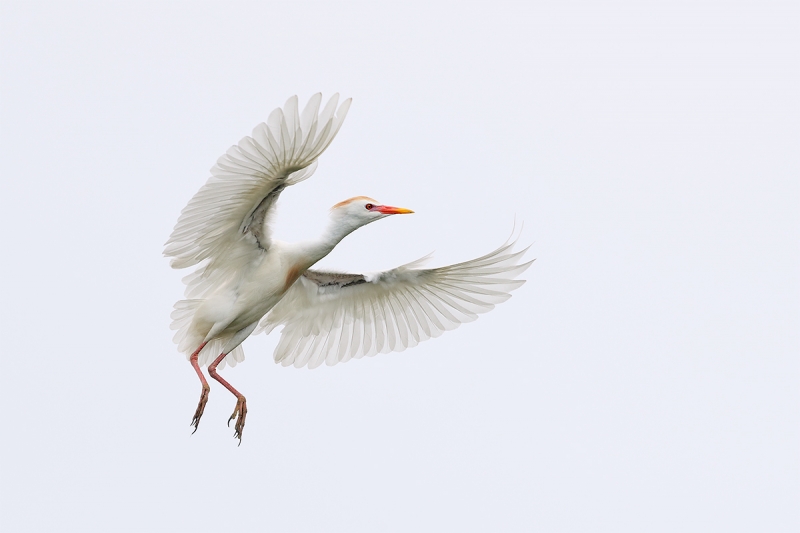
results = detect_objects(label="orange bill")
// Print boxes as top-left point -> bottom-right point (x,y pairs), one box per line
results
375,205 -> 414,214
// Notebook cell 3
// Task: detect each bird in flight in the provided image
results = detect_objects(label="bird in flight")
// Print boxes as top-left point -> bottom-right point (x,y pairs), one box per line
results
165,94 -> 533,443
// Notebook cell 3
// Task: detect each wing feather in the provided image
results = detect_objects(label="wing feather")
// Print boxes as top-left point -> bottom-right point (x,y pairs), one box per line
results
347,310 -> 362,361
164,94 -> 351,299
259,238 -> 533,368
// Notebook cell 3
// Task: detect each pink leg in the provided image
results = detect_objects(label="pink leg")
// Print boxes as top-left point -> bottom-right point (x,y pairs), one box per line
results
208,352 -> 247,444
189,342 -> 209,433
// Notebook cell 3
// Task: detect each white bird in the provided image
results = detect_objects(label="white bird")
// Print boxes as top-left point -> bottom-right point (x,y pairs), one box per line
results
166,94 -> 533,443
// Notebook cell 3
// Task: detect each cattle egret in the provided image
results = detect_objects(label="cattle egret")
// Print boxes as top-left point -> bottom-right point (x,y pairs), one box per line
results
165,94 -> 533,443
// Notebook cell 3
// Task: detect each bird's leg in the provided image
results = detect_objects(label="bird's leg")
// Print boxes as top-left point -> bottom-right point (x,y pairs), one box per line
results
208,353 -> 247,444
189,342 -> 209,433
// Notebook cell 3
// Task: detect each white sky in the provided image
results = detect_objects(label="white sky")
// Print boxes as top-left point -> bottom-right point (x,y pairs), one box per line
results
1,1 -> 797,531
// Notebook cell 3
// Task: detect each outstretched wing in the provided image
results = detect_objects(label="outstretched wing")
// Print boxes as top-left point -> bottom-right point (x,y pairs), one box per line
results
258,238 -> 534,369
164,94 -> 351,295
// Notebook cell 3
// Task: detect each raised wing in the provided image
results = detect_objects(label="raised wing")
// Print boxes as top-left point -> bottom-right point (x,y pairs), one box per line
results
164,94 -> 351,283
258,239 -> 534,369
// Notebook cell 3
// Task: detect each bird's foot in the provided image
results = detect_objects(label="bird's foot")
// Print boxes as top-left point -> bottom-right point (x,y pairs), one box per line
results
228,396 -> 247,445
190,385 -> 210,434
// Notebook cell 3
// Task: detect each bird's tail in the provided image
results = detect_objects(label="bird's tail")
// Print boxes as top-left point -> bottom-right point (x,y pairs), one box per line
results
169,299 -> 244,369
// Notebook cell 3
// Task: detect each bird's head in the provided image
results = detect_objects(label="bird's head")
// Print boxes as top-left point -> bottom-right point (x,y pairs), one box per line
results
330,196 -> 414,229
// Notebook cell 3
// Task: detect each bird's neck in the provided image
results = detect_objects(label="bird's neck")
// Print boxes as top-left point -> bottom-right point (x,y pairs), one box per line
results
295,215 -> 361,266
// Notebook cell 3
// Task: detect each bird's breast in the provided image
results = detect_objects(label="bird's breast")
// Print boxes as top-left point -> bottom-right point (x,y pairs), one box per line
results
283,262 -> 310,293
221,245 -> 316,332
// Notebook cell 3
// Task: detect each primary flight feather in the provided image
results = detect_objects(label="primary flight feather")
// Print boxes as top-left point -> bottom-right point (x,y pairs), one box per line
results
166,94 -> 533,443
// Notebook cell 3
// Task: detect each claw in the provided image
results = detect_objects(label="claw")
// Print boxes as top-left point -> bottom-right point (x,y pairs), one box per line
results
190,385 -> 210,434
228,396 -> 247,445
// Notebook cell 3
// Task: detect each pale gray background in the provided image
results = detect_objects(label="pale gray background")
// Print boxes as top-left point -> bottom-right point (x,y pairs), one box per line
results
1,1 -> 797,532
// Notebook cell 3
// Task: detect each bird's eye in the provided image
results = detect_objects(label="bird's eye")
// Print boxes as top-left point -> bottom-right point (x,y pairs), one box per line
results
365,203 -> 374,210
